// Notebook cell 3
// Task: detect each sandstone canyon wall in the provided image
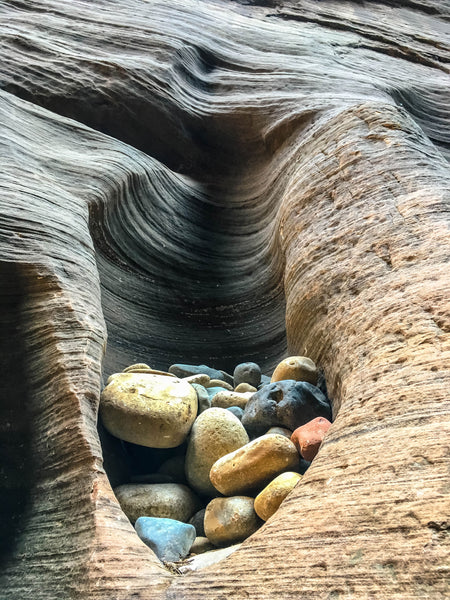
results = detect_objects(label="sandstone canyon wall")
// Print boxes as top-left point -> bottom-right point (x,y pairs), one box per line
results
0,0 -> 448,598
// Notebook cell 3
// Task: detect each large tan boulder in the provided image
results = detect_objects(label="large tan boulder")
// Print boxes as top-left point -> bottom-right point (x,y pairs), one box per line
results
100,373 -> 197,448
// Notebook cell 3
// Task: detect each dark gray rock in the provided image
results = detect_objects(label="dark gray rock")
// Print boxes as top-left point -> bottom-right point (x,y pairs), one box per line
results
135,517 -> 196,562
191,383 -> 211,414
169,364 -> 225,380
242,380 -> 332,437
233,362 -> 261,388
189,508 -> 206,537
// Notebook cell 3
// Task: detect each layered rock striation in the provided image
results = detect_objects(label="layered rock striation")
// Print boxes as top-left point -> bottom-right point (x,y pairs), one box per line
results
0,0 -> 448,598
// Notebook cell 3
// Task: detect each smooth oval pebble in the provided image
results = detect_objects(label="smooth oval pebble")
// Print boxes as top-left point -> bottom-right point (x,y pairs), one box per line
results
206,386 -> 229,401
135,517 -> 196,562
100,373 -> 197,448
234,383 -> 257,393
266,426 -> 292,438
204,496 -> 261,546
114,483 -> 201,523
206,379 -> 234,390
185,408 -> 249,496
182,373 -> 211,386
210,434 -> 300,496
211,390 -> 253,410
271,356 -> 318,385
254,471 -> 302,521
233,362 -> 261,388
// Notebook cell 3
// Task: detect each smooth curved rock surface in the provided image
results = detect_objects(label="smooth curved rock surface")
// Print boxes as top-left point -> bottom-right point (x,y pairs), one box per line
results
0,1 -> 448,599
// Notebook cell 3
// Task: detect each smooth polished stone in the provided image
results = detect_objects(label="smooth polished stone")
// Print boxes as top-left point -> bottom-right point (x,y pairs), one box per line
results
227,406 -> 244,420
271,356 -> 318,385
291,417 -> 332,461
100,373 -> 197,448
254,471 -> 302,521
204,496 -> 261,546
234,383 -> 257,393
233,362 -> 262,388
211,390 -> 253,410
210,433 -> 300,495
135,517 -> 196,562
114,483 -> 201,523
185,408 -> 249,496
206,379 -> 233,390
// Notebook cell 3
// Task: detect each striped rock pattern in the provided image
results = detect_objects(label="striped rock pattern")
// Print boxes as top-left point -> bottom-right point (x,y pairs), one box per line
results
0,1 -> 448,598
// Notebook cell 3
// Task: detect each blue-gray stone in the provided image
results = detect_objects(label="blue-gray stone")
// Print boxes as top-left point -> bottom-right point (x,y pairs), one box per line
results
260,374 -> 271,387
242,380 -> 332,437
206,386 -> 228,401
226,406 -> 244,420
135,517 -> 196,562
169,363 -> 225,380
191,383 -> 211,414
233,362 -> 261,388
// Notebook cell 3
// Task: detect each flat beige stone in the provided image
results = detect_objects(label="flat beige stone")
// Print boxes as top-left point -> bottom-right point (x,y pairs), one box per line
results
114,483 -> 201,524
182,374 -> 211,386
206,379 -> 233,390
100,372 -> 197,448
210,434 -> 300,495
234,383 -> 257,393
211,390 -> 253,409
254,472 -> 302,521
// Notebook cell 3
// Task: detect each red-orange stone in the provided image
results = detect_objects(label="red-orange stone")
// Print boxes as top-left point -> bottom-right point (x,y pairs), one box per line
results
291,417 -> 331,461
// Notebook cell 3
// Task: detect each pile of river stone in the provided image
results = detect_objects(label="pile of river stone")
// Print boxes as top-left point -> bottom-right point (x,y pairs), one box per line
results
100,356 -> 332,564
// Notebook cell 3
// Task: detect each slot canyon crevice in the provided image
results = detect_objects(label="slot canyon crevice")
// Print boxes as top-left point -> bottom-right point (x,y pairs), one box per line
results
0,0 -> 448,598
